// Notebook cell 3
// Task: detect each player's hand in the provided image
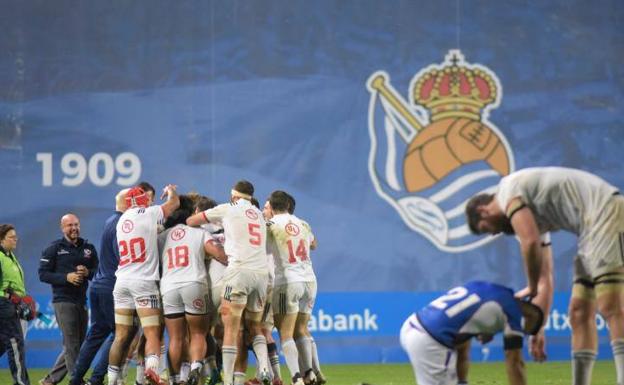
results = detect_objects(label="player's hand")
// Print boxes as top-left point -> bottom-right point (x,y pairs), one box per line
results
529,331 -> 547,362
66,272 -> 83,286
161,184 -> 177,200
76,265 -> 89,277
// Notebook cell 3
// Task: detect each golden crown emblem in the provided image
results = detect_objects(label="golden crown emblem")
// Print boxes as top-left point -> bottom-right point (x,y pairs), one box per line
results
413,53 -> 497,121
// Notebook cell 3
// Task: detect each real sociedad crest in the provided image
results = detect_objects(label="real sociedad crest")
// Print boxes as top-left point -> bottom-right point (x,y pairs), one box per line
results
366,50 -> 515,252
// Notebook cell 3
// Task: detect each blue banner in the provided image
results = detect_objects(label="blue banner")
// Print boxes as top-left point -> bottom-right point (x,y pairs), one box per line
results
1,0 -> 622,366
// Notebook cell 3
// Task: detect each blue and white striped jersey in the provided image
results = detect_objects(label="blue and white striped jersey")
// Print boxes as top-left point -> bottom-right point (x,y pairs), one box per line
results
416,281 -> 523,348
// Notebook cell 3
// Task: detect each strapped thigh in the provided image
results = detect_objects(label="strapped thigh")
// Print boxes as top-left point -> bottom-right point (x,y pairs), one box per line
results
595,271 -> 624,298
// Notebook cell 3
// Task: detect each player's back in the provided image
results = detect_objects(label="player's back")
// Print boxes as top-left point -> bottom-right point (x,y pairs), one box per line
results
159,224 -> 209,293
269,213 -> 315,285
497,167 -> 618,234
204,199 -> 267,271
416,281 -> 522,348
115,205 -> 164,281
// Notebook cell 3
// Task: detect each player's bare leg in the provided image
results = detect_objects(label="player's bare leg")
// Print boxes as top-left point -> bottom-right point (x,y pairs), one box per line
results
595,271 -> 624,385
108,309 -> 138,385
164,315 -> 186,384
569,284 -> 597,385
275,313 -> 302,384
137,307 -> 164,385
186,313 -> 210,385
294,313 -> 316,385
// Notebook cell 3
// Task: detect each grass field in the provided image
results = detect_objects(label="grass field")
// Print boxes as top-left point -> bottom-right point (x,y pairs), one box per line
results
1,361 -> 616,385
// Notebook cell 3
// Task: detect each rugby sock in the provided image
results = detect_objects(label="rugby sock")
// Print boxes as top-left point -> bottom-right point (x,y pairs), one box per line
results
159,343 -> 168,375
295,337 -> 313,373
107,365 -> 120,384
171,374 -> 181,384
282,339 -> 300,378
572,349 -> 596,385
268,342 -> 282,379
191,360 -> 203,371
222,345 -> 237,385
612,339 -> 624,385
252,335 -> 270,376
233,371 -> 246,385
310,337 -> 322,374
180,361 -> 191,381
146,354 -> 160,372
136,360 -> 145,384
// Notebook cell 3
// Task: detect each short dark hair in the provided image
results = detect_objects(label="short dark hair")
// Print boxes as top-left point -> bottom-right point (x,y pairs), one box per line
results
195,196 -> 217,212
233,180 -> 254,197
465,193 -> 495,234
285,192 -> 296,214
269,190 -> 291,213
250,197 -> 260,209
0,224 -> 16,242
137,181 -> 156,197
164,195 -> 194,229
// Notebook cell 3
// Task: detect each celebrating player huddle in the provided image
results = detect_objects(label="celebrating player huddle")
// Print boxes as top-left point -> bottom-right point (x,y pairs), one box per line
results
102,180 -> 325,385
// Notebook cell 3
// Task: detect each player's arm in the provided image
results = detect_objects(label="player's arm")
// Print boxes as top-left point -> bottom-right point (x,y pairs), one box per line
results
516,241 -> 553,362
204,240 -> 228,266
160,184 -> 180,218
456,340 -> 471,384
507,198 -> 542,297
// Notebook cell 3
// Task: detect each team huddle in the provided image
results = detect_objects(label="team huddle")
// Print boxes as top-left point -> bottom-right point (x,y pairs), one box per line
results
96,180 -> 325,385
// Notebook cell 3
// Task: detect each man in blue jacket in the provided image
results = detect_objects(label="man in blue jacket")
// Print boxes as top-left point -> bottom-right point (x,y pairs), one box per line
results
38,213 -> 98,385
69,188 -> 131,385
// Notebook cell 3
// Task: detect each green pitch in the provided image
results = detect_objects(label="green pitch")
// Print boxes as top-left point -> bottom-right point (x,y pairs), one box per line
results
1,361 -> 616,385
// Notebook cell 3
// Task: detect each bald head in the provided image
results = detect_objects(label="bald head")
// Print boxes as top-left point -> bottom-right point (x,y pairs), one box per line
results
61,213 -> 80,244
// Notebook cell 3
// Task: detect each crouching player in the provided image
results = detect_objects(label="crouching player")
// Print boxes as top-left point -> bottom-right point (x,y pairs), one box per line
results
400,281 -> 544,385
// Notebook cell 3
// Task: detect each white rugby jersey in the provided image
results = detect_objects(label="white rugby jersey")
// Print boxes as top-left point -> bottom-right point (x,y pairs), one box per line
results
204,224 -> 227,287
269,213 -> 316,285
496,167 -> 618,235
158,224 -> 209,294
116,205 -> 164,281
202,199 -> 267,271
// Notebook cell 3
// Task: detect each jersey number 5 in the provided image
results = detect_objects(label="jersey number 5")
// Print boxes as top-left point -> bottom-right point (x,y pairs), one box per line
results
430,286 -> 481,318
119,237 -> 146,267
248,223 -> 262,246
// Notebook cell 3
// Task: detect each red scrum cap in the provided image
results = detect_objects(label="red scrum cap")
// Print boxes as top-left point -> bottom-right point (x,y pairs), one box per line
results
125,187 -> 150,208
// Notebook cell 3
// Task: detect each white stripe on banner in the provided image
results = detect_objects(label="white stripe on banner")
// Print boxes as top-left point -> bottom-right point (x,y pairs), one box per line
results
430,170 -> 499,204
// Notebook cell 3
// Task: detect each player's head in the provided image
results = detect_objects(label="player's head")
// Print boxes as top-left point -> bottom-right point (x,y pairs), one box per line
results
125,186 -> 150,209
164,195 -> 194,229
517,300 -> 544,335
115,188 -> 130,212
194,195 -> 217,213
269,190 -> 290,214
60,213 -> 80,243
465,193 -> 513,235
137,181 -> 156,205
285,192 -> 296,214
231,180 -> 254,203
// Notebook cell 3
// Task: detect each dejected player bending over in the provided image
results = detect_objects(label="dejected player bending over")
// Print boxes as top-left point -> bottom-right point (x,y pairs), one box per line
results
400,281 -> 543,385
466,166 -> 624,385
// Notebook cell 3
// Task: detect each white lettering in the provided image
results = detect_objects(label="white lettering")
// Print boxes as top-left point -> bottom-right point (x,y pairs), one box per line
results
308,308 -> 379,333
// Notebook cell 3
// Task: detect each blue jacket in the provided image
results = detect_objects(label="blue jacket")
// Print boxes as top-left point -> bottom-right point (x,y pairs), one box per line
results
90,211 -> 122,291
39,237 -> 98,304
